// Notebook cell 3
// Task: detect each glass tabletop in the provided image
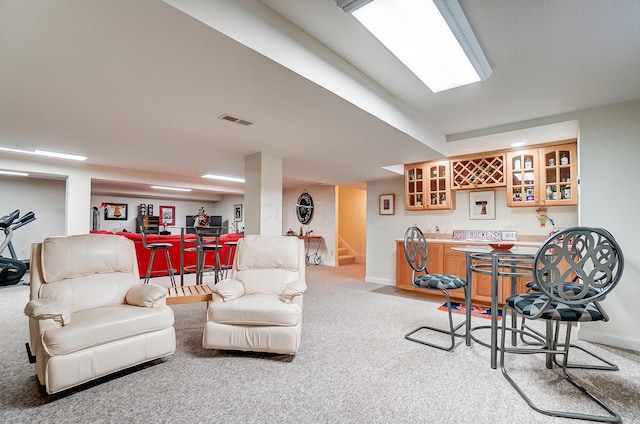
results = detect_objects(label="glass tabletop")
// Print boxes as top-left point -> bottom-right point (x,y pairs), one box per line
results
451,245 -> 539,257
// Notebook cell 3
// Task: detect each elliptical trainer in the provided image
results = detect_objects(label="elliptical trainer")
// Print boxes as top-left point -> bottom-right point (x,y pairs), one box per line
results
0,209 -> 36,286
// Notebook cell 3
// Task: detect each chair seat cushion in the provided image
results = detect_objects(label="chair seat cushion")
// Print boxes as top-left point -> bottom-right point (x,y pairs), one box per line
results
414,274 -> 466,290
208,294 -> 301,326
506,293 -> 604,322
42,304 -> 174,356
148,243 -> 173,249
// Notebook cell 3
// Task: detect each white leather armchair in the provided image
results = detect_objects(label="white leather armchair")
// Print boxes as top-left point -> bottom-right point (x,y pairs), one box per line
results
25,234 -> 176,394
203,235 -> 307,355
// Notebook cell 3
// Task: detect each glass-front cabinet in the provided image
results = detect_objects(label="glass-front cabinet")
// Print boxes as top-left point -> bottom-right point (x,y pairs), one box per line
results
507,141 -> 578,207
506,149 -> 539,207
426,160 -> 454,210
404,162 -> 426,210
540,143 -> 578,206
404,160 -> 455,210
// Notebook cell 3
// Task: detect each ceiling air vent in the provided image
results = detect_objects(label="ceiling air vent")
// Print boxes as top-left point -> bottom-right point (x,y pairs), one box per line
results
219,114 -> 253,126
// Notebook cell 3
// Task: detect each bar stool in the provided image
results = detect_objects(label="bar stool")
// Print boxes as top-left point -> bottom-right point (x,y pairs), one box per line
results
194,227 -> 224,285
140,226 -> 176,287
222,240 -> 238,279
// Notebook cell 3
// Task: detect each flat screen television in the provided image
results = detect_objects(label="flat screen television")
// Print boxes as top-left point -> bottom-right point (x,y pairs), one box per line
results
185,215 -> 222,234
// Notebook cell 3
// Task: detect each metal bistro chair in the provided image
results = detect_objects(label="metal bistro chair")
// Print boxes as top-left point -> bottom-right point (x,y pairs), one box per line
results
140,226 -> 176,287
403,226 -> 468,351
500,226 -> 624,423
519,229 -> 619,372
194,226 -> 224,285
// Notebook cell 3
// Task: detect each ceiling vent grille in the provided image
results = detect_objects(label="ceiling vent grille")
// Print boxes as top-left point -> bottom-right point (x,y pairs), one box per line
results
219,114 -> 253,126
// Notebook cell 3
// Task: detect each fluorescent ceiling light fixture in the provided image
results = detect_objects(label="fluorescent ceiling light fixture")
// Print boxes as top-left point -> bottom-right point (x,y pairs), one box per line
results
0,170 -> 29,176
510,141 -> 526,147
0,146 -> 87,161
201,174 -> 245,183
337,0 -> 491,93
150,185 -> 192,192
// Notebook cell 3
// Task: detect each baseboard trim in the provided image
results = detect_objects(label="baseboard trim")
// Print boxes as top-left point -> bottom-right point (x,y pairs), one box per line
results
365,276 -> 394,286
579,329 -> 640,352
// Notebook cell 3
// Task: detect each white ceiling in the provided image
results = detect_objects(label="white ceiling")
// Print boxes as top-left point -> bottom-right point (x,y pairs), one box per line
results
1,0 -> 639,199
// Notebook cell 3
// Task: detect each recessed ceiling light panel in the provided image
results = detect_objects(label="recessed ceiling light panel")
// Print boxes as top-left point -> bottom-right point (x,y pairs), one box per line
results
201,174 -> 245,183
150,185 -> 192,192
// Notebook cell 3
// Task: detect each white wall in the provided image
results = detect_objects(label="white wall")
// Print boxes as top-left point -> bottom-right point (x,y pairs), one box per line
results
211,194 -> 245,233
573,99 -> 640,351
0,176 -> 66,260
283,186 -> 336,266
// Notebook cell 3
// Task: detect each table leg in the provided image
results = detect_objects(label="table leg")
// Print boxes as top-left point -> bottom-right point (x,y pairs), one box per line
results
491,254 -> 499,369
179,227 -> 185,287
465,252 -> 472,346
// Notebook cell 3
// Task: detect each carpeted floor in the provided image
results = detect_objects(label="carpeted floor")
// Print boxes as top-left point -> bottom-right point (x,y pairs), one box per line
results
1,264 -> 639,423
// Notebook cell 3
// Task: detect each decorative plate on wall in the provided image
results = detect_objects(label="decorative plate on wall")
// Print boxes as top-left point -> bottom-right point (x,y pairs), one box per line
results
296,191 -> 314,224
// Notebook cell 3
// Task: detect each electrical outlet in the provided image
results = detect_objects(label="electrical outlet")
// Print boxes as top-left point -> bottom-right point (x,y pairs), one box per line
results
21,248 -> 26,255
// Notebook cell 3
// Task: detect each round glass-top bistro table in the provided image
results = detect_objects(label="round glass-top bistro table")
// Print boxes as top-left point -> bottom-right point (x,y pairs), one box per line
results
451,245 -> 539,369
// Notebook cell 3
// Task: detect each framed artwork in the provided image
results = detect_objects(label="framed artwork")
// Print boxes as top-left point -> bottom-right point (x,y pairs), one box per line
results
378,194 -> 395,215
159,205 -> 175,226
469,190 -> 495,220
104,202 -> 128,220
234,204 -> 243,222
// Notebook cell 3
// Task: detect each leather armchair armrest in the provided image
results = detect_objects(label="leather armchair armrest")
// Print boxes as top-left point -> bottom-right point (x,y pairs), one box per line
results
126,284 -> 167,307
211,279 -> 245,302
280,279 -> 308,304
24,299 -> 70,326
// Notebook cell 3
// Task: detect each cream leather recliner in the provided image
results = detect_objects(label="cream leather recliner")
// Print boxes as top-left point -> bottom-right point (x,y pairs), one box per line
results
203,235 -> 307,355
25,234 -> 176,394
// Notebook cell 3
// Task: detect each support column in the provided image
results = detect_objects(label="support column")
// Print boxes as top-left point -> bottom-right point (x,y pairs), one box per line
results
65,171 -> 92,235
244,152 -> 282,235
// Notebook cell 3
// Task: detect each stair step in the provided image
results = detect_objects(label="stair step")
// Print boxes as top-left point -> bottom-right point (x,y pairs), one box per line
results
338,247 -> 349,255
338,254 -> 356,265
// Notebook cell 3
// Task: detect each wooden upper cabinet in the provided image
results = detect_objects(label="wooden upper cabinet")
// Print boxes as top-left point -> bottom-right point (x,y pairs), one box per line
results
404,140 -> 577,210
539,143 -> 578,206
451,153 -> 506,190
425,160 -> 455,210
404,162 -> 426,210
404,160 -> 455,210
507,140 -> 578,207
506,149 -> 540,207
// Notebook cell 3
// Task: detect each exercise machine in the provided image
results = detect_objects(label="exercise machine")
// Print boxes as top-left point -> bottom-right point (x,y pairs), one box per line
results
0,209 -> 36,286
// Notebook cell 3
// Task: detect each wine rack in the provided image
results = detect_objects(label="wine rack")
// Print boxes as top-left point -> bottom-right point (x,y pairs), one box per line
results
451,154 -> 506,189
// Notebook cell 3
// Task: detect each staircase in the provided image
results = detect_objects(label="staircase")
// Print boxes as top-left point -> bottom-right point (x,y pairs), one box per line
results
337,241 -> 356,266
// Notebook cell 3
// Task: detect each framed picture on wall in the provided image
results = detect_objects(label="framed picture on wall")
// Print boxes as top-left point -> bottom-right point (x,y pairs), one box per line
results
469,190 -> 495,220
378,194 -> 395,215
104,202 -> 128,220
234,204 -> 243,222
159,205 -> 175,226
